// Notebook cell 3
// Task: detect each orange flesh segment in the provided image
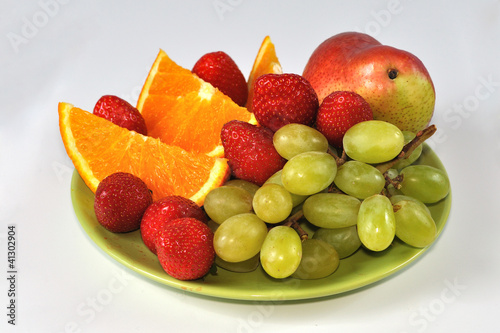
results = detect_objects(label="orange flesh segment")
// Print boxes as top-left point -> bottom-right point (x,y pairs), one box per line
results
59,102 -> 229,205
137,49 -> 255,157
246,36 -> 283,112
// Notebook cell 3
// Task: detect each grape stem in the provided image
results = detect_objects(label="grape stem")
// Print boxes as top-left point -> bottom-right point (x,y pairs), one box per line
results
281,210 -> 309,241
384,173 -> 403,190
376,124 -> 437,174
328,183 -> 345,194
328,147 -> 346,166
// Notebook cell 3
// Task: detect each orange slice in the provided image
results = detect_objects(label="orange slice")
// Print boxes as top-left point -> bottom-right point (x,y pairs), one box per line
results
136,50 -> 255,157
246,36 -> 283,112
59,102 -> 229,205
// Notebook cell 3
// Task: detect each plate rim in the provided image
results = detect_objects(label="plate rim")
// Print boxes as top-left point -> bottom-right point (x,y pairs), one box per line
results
70,144 -> 452,302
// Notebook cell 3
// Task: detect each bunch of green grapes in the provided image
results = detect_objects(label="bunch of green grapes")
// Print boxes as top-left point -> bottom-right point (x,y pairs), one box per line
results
203,121 -> 450,280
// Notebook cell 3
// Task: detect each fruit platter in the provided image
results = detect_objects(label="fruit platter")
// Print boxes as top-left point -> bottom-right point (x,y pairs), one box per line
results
61,32 -> 451,301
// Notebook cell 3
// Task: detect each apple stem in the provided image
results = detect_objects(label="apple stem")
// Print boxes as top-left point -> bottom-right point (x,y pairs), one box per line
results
376,124 -> 437,174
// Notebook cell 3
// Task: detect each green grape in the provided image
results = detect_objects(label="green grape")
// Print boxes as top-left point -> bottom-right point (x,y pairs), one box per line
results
253,184 -> 293,223
334,160 -> 386,199
390,194 -> 430,214
224,179 -> 260,198
312,225 -> 361,259
343,120 -> 405,164
302,193 -> 360,228
273,123 -> 329,160
281,151 -> 337,195
215,253 -> 260,273
265,170 -> 308,207
385,168 -> 399,179
357,194 -> 396,251
393,200 -> 437,248
400,165 -> 450,203
204,186 -> 253,224
393,131 -> 423,169
260,226 -> 302,279
213,213 -> 268,262
291,239 -> 339,280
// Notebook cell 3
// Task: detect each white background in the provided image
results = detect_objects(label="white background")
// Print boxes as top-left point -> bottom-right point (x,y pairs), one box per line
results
1,0 -> 500,332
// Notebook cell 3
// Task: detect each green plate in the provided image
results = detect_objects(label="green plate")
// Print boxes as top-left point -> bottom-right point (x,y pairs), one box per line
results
71,144 -> 451,301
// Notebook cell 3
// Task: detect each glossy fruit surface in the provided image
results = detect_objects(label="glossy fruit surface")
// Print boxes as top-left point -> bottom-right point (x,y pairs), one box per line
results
393,131 -> 423,169
71,141 -> 451,300
221,120 -> 286,186
273,123 -> 329,160
213,213 -> 268,263
246,36 -> 282,112
156,217 -> 215,281
390,194 -> 430,214
252,73 -> 319,132
223,179 -> 260,198
393,200 -> 437,248
252,184 -> 293,224
141,195 -> 207,254
312,226 -> 361,259
291,239 -> 339,280
303,32 -> 435,132
357,194 -> 396,252
136,49 -> 255,157
264,170 -> 308,207
334,160 -> 385,199
192,51 -> 248,106
315,91 -> 373,148
93,95 -> 147,135
343,120 -> 404,163
59,103 -> 229,204
94,172 -> 152,233
400,165 -> 450,203
260,226 -> 302,279
281,151 -> 337,195
302,193 -> 360,228
204,186 -> 253,224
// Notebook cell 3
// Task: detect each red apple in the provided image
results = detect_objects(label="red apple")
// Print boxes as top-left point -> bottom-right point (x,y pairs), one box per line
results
303,32 -> 435,133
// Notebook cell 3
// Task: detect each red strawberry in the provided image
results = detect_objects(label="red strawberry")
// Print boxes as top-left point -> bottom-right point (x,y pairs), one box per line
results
252,73 -> 319,132
140,196 -> 208,254
93,95 -> 148,135
221,120 -> 286,186
192,51 -> 248,107
315,91 -> 373,148
94,172 -> 153,233
155,217 -> 215,281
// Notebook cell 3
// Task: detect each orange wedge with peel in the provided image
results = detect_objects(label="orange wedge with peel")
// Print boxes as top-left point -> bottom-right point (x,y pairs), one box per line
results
136,50 -> 256,158
246,36 -> 283,112
59,102 -> 229,205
